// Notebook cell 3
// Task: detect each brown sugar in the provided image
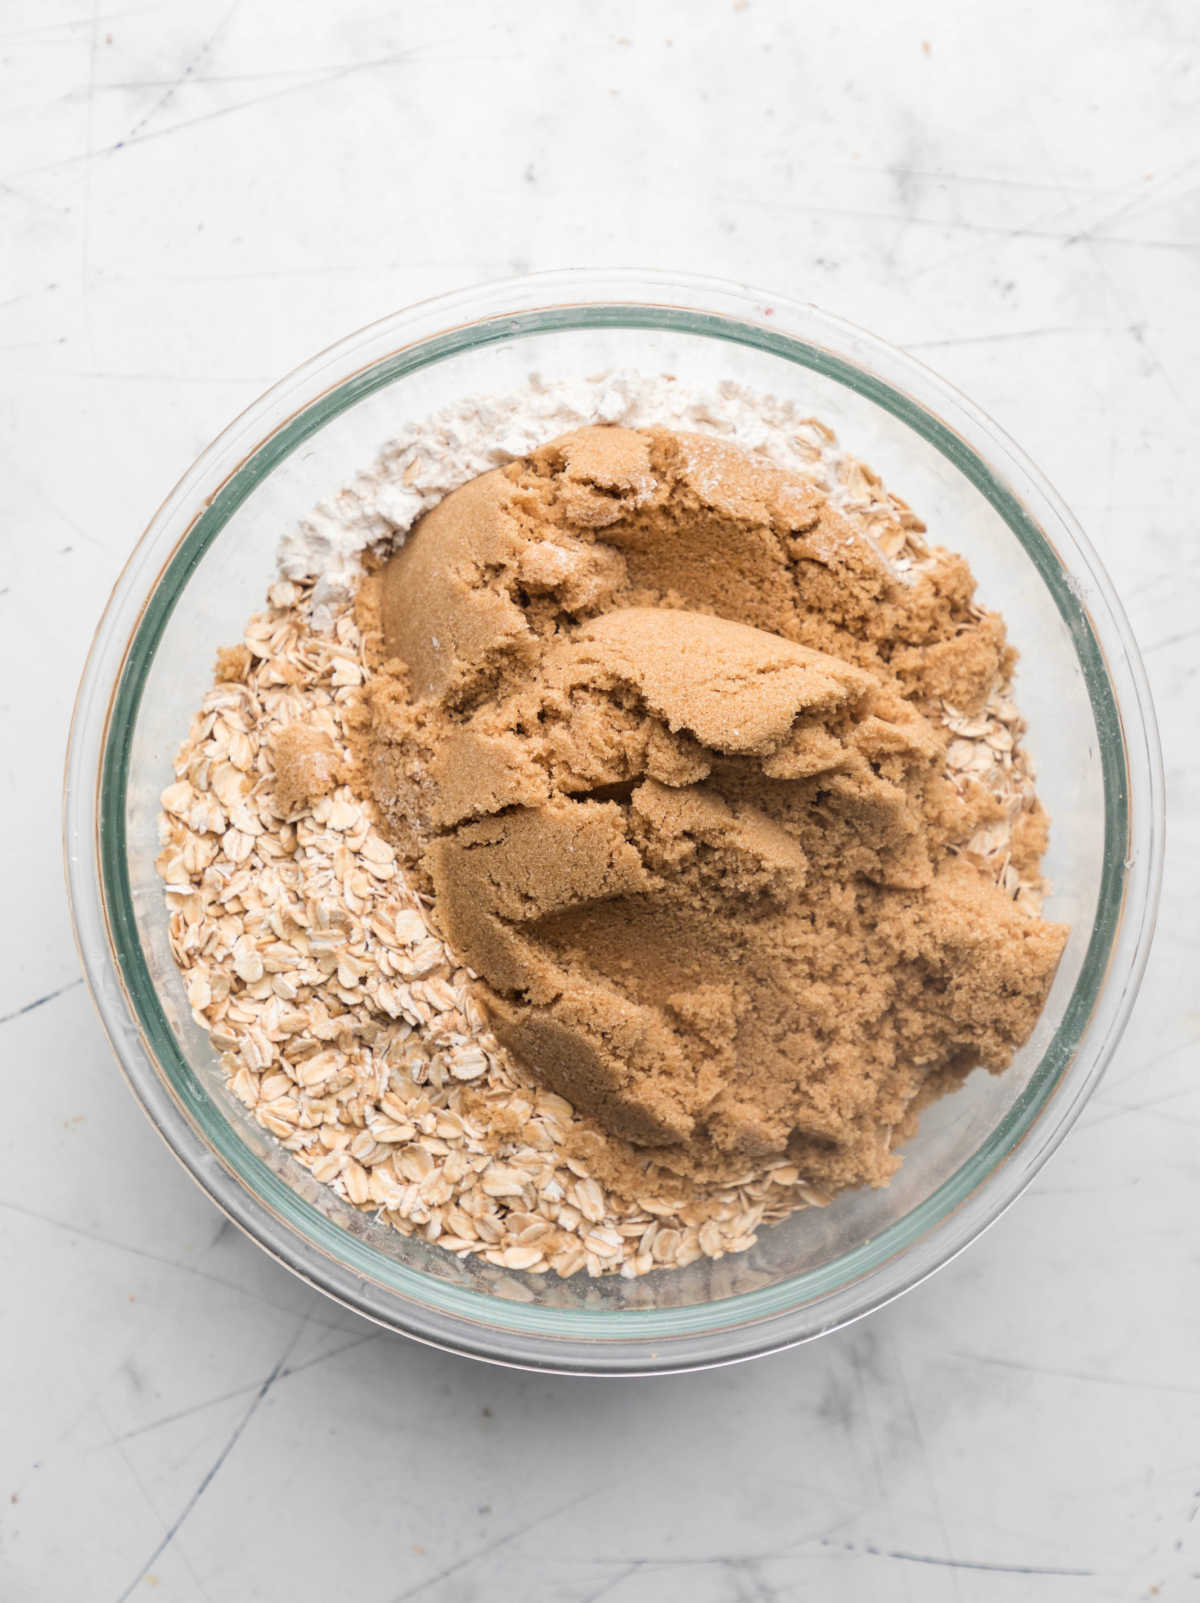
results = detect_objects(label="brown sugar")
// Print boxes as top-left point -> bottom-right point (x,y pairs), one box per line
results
214,643 -> 252,684
364,425 -> 1067,1196
271,722 -> 341,815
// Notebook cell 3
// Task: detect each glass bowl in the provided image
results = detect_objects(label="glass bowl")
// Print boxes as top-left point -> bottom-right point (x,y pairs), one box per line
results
64,270 -> 1163,1374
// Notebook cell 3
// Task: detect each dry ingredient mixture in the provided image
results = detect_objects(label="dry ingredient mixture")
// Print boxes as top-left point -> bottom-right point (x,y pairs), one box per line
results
158,376 -> 1067,1282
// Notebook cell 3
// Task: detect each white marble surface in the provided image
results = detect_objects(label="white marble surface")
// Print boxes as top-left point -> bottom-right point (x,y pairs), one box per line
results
3,1 -> 1198,1598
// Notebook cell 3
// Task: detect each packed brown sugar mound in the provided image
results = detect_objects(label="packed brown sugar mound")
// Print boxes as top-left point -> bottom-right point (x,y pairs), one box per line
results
363,425 -> 1067,1196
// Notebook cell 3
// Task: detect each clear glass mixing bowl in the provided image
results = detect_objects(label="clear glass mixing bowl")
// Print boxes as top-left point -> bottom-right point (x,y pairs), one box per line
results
64,271 -> 1163,1373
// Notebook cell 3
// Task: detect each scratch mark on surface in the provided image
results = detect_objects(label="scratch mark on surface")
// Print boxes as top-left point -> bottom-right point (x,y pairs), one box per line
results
3,51 -> 424,183
1143,624 -> 1200,656
721,186 -> 1200,253
109,1332 -> 381,1444
1082,1091 -> 1200,1134
863,1545 -> 1093,1577
1063,158 -> 1200,246
1040,135 -> 1196,419
1119,568 -> 1180,604
80,0 -> 100,366
389,1487 -> 601,1602
902,152 -> 1193,285
906,326 -> 1081,350
0,976 -> 83,1025
896,1352 -> 961,1602
97,1398 -> 219,1603
0,446 -> 107,548
0,280 -> 59,311
156,259 -> 505,282
1093,1068 -> 1200,1121
0,1197 -> 353,1330
951,1348 -> 1200,1397
574,1565 -> 643,1603
96,61 -> 420,88
120,0 -> 240,144
837,161 -> 1105,196
0,7 -> 152,42
50,369 -> 271,383
112,1319 -> 306,1602
1122,317 -> 1194,420
1079,1032 -> 1200,1127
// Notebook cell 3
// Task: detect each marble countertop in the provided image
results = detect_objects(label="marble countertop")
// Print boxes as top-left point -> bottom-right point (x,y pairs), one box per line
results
3,1 -> 1198,1598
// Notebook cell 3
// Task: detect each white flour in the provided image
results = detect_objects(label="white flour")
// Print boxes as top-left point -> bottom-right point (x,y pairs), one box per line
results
277,373 -> 854,627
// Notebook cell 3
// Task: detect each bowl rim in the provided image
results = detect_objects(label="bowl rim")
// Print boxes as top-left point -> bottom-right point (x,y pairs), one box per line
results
64,268 -> 1164,1374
